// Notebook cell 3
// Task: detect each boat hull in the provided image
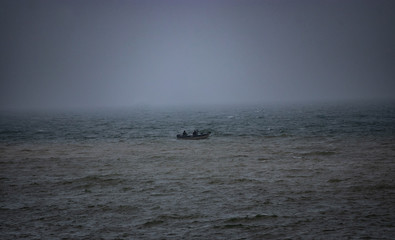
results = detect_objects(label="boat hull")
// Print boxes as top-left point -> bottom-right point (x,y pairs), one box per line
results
176,133 -> 210,140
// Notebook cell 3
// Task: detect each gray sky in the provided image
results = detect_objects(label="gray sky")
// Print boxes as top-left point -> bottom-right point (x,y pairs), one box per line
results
1,0 -> 394,109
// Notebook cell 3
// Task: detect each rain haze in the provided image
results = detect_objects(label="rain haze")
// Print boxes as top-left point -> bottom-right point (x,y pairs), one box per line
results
1,0 -> 394,110
2,2 -> 395,239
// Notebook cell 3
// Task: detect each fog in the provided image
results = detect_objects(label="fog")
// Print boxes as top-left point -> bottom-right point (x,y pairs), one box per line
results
1,0 -> 394,110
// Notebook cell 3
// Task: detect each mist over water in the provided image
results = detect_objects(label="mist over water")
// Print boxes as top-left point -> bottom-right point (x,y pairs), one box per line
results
1,103 -> 394,239
1,0 -> 395,110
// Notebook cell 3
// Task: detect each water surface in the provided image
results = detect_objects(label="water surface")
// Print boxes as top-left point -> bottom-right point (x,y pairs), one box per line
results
1,103 -> 394,239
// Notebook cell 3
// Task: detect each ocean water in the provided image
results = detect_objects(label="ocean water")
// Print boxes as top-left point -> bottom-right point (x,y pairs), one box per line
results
1,102 -> 394,239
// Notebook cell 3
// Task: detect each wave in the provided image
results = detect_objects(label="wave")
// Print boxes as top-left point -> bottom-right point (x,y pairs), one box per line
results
140,213 -> 204,228
351,183 -> 395,192
212,214 -> 279,230
327,178 -> 343,183
58,174 -> 126,190
301,151 -> 337,156
141,219 -> 165,227
224,214 -> 278,223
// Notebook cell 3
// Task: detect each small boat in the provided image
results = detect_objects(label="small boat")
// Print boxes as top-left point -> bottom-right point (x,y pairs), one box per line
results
177,131 -> 211,140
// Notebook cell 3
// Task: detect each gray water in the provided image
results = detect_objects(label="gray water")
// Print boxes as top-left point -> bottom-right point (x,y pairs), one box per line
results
1,102 -> 394,239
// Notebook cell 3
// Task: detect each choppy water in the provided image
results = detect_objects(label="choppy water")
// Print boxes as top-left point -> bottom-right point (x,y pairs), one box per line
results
1,102 -> 394,239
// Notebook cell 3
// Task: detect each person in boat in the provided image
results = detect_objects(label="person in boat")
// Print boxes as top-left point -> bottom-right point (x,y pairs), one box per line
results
183,130 -> 187,136
193,130 -> 198,136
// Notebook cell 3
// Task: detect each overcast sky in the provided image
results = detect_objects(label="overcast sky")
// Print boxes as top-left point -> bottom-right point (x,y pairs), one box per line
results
1,0 -> 394,109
